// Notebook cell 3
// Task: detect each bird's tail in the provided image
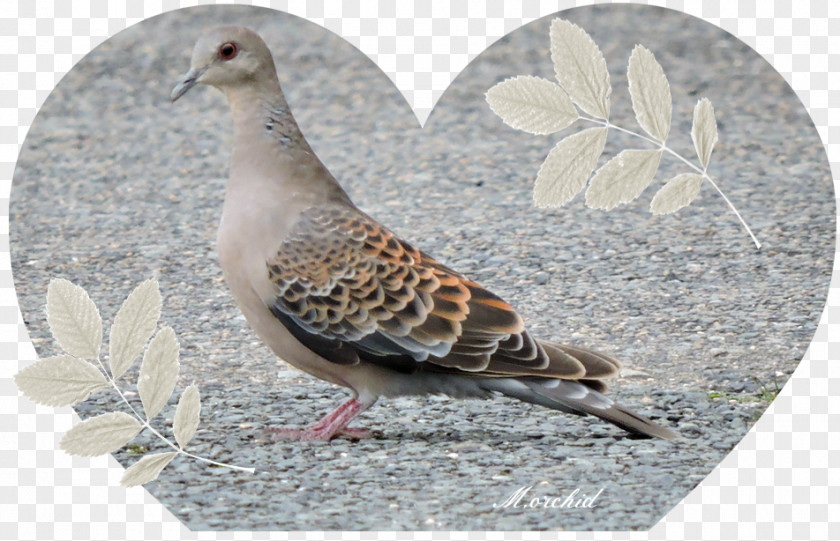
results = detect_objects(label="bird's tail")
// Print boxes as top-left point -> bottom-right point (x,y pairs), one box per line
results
481,342 -> 678,440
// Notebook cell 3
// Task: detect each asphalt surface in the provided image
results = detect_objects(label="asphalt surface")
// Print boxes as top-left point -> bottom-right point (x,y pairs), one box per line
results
10,4 -> 834,531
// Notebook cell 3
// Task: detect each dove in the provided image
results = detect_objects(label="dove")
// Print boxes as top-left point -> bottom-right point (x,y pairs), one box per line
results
171,26 -> 676,441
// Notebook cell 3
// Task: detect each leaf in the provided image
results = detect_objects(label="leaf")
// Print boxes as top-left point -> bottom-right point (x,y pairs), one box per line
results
550,18 -> 611,119
627,45 -> 672,141
138,327 -> 180,421
121,452 -> 178,487
585,149 -> 663,210
46,279 -> 102,359
14,355 -> 108,407
173,385 -> 200,448
485,76 -> 578,135
59,412 -> 142,457
534,127 -> 608,207
692,98 -> 718,169
650,173 -> 704,214
109,279 -> 162,379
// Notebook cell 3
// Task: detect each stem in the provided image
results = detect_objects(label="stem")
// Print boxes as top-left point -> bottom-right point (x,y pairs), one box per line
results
95,357 -> 146,422
578,115 -> 761,249
700,175 -> 761,250
96,359 -> 255,474
177,450 -> 256,473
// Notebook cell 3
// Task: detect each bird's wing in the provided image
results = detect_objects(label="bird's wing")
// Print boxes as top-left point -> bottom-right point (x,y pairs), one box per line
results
265,204 -> 588,377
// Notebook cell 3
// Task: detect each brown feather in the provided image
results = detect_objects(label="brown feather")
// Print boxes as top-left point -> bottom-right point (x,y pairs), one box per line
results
543,342 -> 622,379
267,206 -> 626,384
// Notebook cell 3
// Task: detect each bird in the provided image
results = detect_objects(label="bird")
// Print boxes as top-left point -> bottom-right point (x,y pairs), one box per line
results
170,26 -> 677,441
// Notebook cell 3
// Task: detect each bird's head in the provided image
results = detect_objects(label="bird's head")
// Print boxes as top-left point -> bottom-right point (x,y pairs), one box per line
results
170,26 -> 278,102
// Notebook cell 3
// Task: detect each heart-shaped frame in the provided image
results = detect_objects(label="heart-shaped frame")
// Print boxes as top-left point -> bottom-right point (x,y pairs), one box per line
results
7,2 -> 835,534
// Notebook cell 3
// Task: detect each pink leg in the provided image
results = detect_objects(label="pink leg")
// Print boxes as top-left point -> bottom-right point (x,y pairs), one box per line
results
269,398 -> 373,441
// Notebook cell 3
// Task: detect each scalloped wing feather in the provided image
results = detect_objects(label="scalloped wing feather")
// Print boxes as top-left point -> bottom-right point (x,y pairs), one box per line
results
266,206 -> 558,374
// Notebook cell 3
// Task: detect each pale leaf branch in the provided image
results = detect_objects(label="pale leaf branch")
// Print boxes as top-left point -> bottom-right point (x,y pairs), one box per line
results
576,113 -> 761,249
93,339 -> 255,474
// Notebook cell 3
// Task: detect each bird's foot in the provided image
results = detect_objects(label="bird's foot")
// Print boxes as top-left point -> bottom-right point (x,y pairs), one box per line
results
268,425 -> 373,441
267,397 -> 374,441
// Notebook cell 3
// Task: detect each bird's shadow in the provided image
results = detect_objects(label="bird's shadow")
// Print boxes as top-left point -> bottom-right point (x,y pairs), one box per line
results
255,425 -> 641,445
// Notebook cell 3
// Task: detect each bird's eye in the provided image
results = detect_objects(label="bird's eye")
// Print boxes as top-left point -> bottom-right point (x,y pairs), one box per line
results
219,42 -> 238,61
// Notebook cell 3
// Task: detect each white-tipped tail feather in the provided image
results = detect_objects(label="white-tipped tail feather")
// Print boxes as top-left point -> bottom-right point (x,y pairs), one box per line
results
482,377 -> 677,440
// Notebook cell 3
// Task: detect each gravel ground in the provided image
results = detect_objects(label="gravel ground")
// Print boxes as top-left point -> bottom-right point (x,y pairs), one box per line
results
10,4 -> 834,531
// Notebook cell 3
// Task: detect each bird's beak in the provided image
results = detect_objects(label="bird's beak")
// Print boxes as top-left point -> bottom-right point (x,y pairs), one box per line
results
170,67 -> 207,102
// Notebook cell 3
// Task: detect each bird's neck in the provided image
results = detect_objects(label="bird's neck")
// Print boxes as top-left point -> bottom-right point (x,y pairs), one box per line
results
226,80 -> 311,152
223,79 -> 352,206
